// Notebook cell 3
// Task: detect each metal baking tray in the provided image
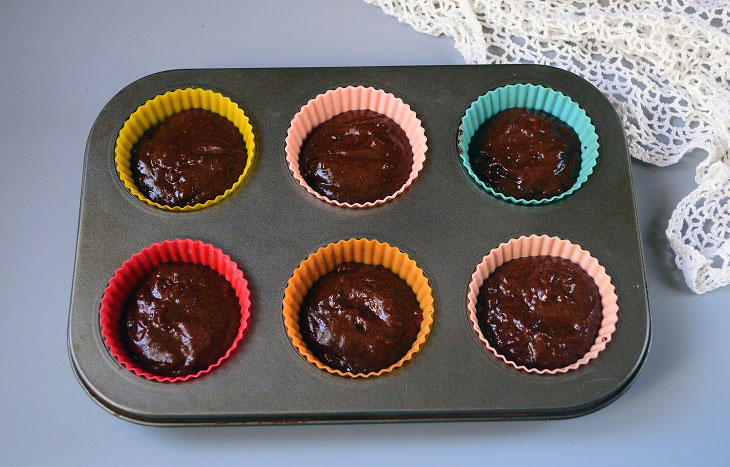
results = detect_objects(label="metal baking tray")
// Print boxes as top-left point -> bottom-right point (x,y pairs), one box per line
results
68,65 -> 651,425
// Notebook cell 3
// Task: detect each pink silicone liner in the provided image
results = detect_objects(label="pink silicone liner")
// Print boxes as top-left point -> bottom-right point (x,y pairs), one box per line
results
466,235 -> 619,375
99,239 -> 252,383
285,86 -> 428,208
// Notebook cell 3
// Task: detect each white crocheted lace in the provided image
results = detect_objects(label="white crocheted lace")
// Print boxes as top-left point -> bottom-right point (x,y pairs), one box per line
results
366,0 -> 730,293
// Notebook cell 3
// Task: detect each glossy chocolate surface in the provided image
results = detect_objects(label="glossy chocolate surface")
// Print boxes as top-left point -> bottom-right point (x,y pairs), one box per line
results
299,262 -> 422,374
476,256 -> 602,370
121,262 -> 241,377
298,110 -> 413,204
131,108 -> 247,207
468,108 -> 582,200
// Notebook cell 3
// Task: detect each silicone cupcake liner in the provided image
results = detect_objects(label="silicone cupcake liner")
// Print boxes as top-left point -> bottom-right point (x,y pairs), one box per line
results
458,84 -> 600,205
282,238 -> 435,378
99,239 -> 252,383
285,86 -> 428,208
115,88 -> 256,211
466,235 -> 619,375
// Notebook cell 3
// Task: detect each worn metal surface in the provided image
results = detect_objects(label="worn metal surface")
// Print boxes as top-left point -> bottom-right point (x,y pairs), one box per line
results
67,65 -> 651,425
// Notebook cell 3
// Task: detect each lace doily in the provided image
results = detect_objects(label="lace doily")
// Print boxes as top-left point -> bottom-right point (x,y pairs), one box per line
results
366,0 -> 730,293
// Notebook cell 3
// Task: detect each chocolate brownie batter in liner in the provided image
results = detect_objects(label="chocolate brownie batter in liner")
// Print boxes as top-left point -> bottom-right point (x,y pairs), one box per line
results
458,83 -> 599,205
99,239 -> 251,382
285,86 -> 427,208
283,238 -> 435,378
115,88 -> 256,211
466,235 -> 618,374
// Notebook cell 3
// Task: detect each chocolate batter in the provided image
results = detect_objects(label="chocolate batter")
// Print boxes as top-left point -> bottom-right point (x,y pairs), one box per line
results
121,262 -> 241,377
299,262 -> 422,374
131,108 -> 247,207
476,256 -> 602,370
298,110 -> 413,204
468,108 -> 582,200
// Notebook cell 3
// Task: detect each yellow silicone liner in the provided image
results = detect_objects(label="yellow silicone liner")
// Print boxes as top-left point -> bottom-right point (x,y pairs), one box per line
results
283,238 -> 435,378
114,88 -> 256,211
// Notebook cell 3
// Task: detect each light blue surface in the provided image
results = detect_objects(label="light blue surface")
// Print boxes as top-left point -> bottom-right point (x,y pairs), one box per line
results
458,83 -> 599,204
0,0 -> 728,465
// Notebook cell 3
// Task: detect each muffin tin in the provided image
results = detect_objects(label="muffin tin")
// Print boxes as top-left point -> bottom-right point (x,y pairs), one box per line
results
68,65 -> 651,425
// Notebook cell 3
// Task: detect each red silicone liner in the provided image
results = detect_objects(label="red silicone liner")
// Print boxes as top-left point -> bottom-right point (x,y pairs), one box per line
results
99,239 -> 252,383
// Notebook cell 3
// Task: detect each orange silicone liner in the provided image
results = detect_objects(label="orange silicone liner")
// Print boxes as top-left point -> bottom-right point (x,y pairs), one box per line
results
114,88 -> 256,211
285,86 -> 428,208
282,238 -> 435,378
466,235 -> 619,375
99,239 -> 252,383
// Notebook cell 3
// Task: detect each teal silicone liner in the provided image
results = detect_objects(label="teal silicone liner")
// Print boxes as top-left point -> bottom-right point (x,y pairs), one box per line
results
458,84 -> 600,205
